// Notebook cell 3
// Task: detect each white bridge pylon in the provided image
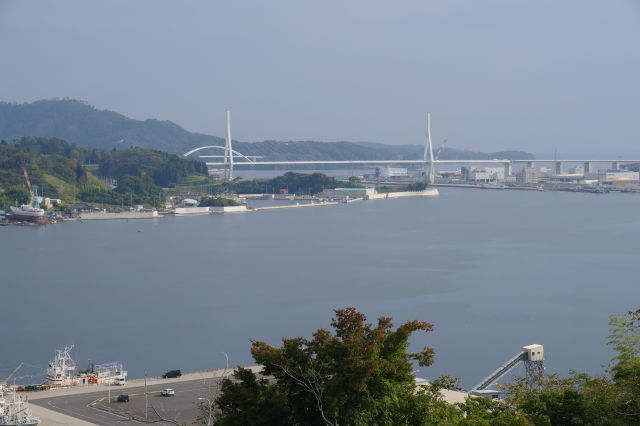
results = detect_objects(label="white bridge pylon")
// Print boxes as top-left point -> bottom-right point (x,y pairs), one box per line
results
184,113 -> 640,182
183,111 -> 256,180
183,145 -> 260,164
184,112 -> 437,182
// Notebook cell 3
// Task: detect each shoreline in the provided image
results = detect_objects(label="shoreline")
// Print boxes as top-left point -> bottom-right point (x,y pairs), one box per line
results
24,366 -> 262,401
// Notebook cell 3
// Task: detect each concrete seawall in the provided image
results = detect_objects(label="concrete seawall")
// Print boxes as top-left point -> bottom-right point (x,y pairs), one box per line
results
26,366 -> 262,401
79,211 -> 160,220
369,188 -> 439,200
253,201 -> 338,211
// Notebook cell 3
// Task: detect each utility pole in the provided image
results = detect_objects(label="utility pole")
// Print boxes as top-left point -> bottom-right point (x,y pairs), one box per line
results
145,371 -> 148,420
222,352 -> 229,371
198,397 -> 213,426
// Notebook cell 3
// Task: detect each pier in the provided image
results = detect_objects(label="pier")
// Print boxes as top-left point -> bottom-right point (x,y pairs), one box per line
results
252,201 -> 338,211
27,367 -> 261,426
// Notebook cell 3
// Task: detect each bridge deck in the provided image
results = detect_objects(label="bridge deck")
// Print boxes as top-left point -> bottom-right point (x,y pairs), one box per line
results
205,159 -> 640,167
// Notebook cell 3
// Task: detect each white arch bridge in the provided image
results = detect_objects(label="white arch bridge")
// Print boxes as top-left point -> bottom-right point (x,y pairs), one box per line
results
184,112 -> 640,181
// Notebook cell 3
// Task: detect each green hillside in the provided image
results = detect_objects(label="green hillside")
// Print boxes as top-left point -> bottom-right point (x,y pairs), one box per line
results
0,99 -> 534,161
0,137 -> 207,209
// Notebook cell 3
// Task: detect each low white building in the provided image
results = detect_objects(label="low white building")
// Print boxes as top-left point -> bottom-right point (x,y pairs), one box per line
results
210,205 -> 248,213
376,167 -> 409,178
320,187 -> 377,200
181,198 -> 199,207
548,173 -> 584,183
468,167 -> 505,182
596,170 -> 639,184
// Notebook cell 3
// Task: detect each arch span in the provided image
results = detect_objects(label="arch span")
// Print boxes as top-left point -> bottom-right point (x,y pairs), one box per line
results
183,145 -> 256,164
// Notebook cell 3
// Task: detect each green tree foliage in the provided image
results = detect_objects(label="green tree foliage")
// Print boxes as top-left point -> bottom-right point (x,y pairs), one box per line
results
198,197 -> 239,207
98,147 -> 207,187
212,172 -> 341,195
502,373 -> 619,425
75,161 -> 87,183
211,307 -> 640,426
0,99 -> 535,159
211,368 -> 290,426
405,181 -> 428,191
78,184 -> 123,205
608,309 -> 640,419
0,137 -> 206,205
344,176 -> 364,188
0,184 -> 31,209
215,307 -> 440,425
499,309 -> 640,425
114,174 -> 160,201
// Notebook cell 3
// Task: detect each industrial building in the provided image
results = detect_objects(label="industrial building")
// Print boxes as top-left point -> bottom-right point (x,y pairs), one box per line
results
375,166 -> 409,178
596,170 -> 639,184
320,187 -> 377,200
464,167 -> 505,182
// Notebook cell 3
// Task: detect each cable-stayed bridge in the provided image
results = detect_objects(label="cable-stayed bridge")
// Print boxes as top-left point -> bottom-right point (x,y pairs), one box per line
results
184,112 -> 640,181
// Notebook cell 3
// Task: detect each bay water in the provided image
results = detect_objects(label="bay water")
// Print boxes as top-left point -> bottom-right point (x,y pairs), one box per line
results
1,187 -> 638,388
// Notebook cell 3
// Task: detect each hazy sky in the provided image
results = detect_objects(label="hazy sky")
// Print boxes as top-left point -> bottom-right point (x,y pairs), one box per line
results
1,0 -> 639,155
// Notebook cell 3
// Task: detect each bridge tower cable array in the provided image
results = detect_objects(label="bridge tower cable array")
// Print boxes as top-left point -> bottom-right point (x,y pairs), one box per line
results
423,112 -> 435,184
185,113 -> 640,180
224,110 -> 234,180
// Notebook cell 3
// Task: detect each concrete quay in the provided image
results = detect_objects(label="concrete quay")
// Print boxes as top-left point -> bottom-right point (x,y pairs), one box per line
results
252,201 -> 338,211
26,367 -> 261,426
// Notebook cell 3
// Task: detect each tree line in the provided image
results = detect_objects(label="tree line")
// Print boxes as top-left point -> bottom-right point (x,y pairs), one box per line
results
0,137 -> 207,208
203,307 -> 640,426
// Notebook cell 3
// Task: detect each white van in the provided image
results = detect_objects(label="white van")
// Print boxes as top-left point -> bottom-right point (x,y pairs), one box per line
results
113,376 -> 126,386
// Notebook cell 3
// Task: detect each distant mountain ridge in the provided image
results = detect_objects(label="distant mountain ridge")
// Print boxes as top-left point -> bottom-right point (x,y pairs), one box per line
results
0,99 -> 534,161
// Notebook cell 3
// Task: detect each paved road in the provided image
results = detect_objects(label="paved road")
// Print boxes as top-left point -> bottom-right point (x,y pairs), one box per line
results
31,377 -> 225,426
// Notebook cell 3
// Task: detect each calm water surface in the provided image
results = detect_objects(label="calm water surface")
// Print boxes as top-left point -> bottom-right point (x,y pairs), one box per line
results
1,188 -> 639,388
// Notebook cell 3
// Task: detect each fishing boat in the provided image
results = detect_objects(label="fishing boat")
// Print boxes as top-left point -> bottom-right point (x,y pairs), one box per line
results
46,346 -> 77,387
8,169 -> 46,224
0,365 -> 40,426
9,205 -> 46,224
45,345 -> 127,387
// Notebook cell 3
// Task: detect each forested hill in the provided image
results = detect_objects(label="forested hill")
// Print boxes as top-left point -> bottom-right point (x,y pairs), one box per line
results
0,99 -> 534,160
0,137 -> 207,208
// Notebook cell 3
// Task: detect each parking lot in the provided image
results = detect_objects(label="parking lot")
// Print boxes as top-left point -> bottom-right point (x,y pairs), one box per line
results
28,369 -> 251,426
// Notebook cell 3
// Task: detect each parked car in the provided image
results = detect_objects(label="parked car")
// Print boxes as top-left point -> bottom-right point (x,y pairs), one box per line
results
117,394 -> 129,403
160,388 -> 175,397
162,370 -> 182,379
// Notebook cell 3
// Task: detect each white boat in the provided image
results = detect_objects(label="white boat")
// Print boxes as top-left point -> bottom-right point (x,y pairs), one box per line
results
46,346 -> 76,387
0,388 -> 40,426
1,365 -> 40,426
9,205 -> 46,223
9,170 -> 46,224
45,346 -> 127,386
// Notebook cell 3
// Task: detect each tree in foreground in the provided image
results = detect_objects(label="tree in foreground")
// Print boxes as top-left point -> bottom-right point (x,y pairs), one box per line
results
206,306 -> 640,425
210,307 -> 529,426
215,307 -> 439,425
501,308 -> 640,426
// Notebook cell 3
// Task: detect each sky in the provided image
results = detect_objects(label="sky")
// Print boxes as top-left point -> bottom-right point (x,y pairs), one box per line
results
1,0 -> 639,155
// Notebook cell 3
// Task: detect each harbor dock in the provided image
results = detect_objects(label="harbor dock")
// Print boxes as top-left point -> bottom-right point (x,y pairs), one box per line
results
252,201 -> 338,211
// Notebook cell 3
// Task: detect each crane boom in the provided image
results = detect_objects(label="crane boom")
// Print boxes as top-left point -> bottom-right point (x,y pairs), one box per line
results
435,139 -> 448,161
22,167 -> 33,195
1,363 -> 23,386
